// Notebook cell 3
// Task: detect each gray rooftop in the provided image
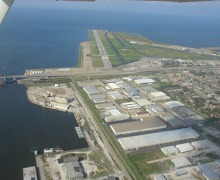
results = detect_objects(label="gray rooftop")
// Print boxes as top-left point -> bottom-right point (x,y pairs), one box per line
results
111,116 -> 166,135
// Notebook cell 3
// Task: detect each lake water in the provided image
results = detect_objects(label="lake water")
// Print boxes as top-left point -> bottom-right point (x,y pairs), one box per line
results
0,0 -> 220,179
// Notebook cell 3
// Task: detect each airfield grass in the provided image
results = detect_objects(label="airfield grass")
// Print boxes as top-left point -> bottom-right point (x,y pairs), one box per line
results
77,45 -> 83,68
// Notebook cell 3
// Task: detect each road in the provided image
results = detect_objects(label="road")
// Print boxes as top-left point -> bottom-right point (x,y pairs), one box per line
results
93,30 -> 113,69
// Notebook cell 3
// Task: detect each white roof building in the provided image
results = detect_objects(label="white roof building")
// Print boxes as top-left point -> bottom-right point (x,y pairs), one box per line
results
161,146 -> 179,156
107,83 -> 120,90
171,157 -> 192,169
118,128 -> 199,150
108,91 -> 127,100
164,101 -> 185,109
176,143 -> 194,153
134,78 -> 155,85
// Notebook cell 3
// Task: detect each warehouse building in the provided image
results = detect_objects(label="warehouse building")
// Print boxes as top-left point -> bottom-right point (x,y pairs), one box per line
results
108,91 -> 127,100
104,109 -> 130,122
146,104 -> 164,114
176,143 -> 194,153
110,116 -> 167,136
134,78 -> 155,85
89,94 -> 106,104
161,114 -> 184,127
150,91 -> 171,101
171,157 -> 192,169
164,101 -> 185,109
104,114 -> 130,123
121,102 -> 140,110
139,86 -> 158,95
161,146 -> 179,156
64,161 -> 84,180
196,164 -> 220,180
107,83 -> 120,90
191,140 -> 214,150
118,127 -> 199,150
123,88 -> 139,97
133,97 -> 151,106
83,85 -> 101,95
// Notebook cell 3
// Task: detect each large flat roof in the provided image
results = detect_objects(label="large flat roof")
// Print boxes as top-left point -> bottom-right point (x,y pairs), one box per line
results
118,127 -> 199,150
110,116 -> 166,135
23,166 -> 38,180
83,85 -> 101,95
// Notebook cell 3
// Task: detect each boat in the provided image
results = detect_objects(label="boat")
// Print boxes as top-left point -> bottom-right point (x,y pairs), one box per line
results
43,147 -> 64,154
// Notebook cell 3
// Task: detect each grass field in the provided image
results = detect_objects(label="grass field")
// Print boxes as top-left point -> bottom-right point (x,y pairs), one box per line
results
93,30 -> 220,67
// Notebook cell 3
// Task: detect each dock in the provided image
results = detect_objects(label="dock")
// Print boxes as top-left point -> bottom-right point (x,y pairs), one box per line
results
23,166 -> 38,180
75,126 -> 85,138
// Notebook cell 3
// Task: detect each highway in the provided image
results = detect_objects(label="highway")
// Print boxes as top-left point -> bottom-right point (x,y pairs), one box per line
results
93,30 -> 113,69
2,66 -> 220,80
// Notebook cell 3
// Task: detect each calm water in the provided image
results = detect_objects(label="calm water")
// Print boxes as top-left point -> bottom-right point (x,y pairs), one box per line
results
0,85 -> 88,179
0,0 -> 220,179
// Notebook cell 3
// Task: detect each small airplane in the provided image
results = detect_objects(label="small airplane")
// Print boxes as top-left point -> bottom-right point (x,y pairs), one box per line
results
0,0 -> 95,25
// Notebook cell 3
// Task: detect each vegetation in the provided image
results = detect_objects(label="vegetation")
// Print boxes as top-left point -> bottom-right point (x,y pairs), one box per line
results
95,30 -> 219,67
129,150 -> 165,162
78,45 -> 83,68
74,81 -> 144,180
21,78 -> 71,87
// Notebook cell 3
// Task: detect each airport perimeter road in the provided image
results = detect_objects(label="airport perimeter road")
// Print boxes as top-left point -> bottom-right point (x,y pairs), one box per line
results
93,30 -> 113,69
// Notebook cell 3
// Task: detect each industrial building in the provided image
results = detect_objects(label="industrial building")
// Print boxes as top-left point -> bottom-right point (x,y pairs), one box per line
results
134,78 -> 155,85
150,91 -> 170,101
50,102 -> 70,111
161,114 -> 184,127
171,157 -> 192,169
133,97 -> 151,106
118,127 -> 199,150
108,91 -> 127,100
23,166 -> 38,180
161,146 -> 179,156
123,88 -> 139,97
146,104 -> 164,114
104,109 -> 129,122
107,83 -> 120,90
64,156 -> 84,180
191,140 -> 214,150
196,164 -> 220,180
121,102 -> 140,110
89,94 -> 106,104
176,143 -> 193,153
164,101 -> 185,109
83,85 -> 101,95
110,116 -> 167,136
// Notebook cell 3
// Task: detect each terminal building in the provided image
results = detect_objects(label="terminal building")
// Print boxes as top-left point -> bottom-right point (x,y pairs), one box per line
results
110,116 -> 167,136
118,127 -> 199,150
